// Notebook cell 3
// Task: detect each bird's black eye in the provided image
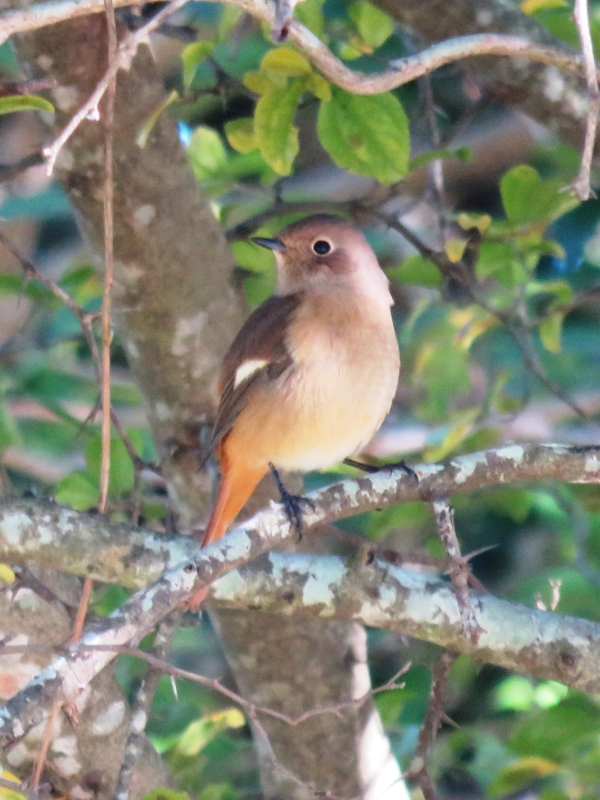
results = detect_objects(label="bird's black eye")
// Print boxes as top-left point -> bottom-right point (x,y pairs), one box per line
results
312,239 -> 332,255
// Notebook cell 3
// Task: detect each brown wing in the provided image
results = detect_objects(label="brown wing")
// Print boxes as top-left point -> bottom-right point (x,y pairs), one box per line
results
211,292 -> 302,451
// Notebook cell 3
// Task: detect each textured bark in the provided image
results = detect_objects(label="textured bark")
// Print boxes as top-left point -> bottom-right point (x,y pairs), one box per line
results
375,0 -> 594,154
11,16 -> 406,800
0,568 -> 173,800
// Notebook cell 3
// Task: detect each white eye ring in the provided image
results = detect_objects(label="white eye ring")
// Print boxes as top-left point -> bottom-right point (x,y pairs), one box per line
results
312,238 -> 333,255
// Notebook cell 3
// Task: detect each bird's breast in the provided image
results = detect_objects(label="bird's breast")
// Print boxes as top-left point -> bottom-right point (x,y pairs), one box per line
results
230,291 -> 400,471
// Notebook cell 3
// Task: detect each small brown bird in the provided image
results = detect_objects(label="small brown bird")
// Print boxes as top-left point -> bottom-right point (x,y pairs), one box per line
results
200,214 -> 400,550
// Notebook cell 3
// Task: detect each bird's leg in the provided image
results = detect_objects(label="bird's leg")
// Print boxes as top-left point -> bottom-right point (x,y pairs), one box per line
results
269,463 -> 315,537
343,457 -> 418,482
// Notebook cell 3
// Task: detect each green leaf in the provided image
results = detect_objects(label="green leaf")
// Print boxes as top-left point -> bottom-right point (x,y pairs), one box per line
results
175,710 -> 245,757
539,311 -> 564,354
254,81 -> 303,175
232,240 -> 275,274
181,41 -> 214,92
475,241 -> 526,288
317,87 -> 409,183
142,789 -> 191,800
85,432 -> 143,497
55,471 -> 99,511
510,694 -> 600,761
260,47 -> 312,76
388,254 -> 442,289
0,94 -> 54,115
294,0 -> 325,36
348,0 -> 394,49
408,146 -> 471,173
224,118 -> 257,153
187,126 -> 228,181
303,72 -> 331,101
500,164 -> 574,224
243,70 -> 287,95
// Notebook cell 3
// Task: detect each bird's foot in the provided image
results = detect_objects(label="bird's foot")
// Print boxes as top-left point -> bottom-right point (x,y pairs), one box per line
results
343,457 -> 418,482
269,463 -> 315,538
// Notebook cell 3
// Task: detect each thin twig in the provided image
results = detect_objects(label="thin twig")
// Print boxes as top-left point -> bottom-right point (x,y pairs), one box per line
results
41,0 -> 189,174
405,652 -> 457,800
30,700 -> 60,789
432,499 -> 483,644
572,0 -> 599,200
99,0 -> 117,515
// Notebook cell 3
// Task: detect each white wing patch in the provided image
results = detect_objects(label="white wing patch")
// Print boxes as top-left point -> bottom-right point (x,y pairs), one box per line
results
234,358 -> 269,388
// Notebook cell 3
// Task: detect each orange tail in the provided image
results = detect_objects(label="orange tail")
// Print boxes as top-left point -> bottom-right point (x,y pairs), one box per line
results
187,456 -> 266,612
201,455 -> 267,547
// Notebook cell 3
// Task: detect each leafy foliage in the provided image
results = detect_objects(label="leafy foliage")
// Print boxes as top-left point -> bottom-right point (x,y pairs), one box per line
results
4,0 -> 600,797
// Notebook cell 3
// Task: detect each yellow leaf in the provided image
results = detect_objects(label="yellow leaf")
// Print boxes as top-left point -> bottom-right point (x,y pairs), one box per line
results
260,48 -> 312,77
457,212 -> 491,235
243,70 -> 286,95
425,409 -> 480,462
0,564 -> 15,584
539,312 -> 563,354
0,769 -> 27,800
520,0 -> 567,13
444,238 -> 467,263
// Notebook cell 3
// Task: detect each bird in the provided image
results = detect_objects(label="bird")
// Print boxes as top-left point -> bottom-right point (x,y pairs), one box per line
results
199,214 -> 400,553
187,215 -> 400,610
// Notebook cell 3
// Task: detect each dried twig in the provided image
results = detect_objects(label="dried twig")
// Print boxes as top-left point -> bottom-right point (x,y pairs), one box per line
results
572,0 -> 599,200
41,0 -> 189,174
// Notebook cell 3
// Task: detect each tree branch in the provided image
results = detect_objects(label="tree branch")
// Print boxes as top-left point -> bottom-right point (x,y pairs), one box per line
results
0,0 -> 593,97
1,442 -> 600,748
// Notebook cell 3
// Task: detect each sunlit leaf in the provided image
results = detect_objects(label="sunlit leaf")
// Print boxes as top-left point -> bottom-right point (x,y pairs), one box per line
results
0,769 -> 27,800
187,126 -> 228,181
243,69 -> 287,95
457,212 -> 491,235
254,81 -> 303,175
317,87 -> 409,183
142,789 -> 191,800
539,312 -> 564,354
0,94 -> 54,116
224,118 -> 256,153
444,238 -> 467,263
520,0 -> 567,13
0,563 -> 15,584
260,47 -> 312,76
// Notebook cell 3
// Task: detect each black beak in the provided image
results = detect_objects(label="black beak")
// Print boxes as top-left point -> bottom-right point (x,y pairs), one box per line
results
251,236 -> 286,252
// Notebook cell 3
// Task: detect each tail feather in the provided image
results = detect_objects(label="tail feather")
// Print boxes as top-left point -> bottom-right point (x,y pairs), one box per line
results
186,453 -> 266,612
201,457 -> 266,547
